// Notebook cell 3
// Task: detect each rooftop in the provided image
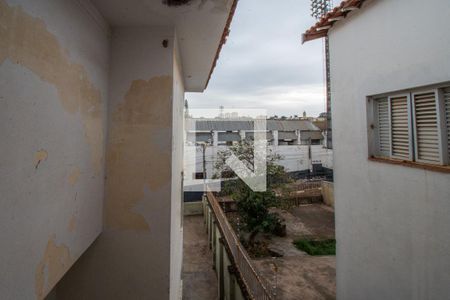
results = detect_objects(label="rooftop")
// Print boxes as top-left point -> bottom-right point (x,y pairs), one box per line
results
302,0 -> 371,43
186,119 -> 321,132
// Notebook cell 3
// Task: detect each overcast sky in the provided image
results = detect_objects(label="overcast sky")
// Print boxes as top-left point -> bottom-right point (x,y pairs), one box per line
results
187,0 -> 326,118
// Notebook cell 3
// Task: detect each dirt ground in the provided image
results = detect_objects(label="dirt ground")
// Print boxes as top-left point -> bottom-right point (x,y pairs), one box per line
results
290,204 -> 335,239
253,256 -> 335,300
253,204 -> 336,300
182,216 -> 218,300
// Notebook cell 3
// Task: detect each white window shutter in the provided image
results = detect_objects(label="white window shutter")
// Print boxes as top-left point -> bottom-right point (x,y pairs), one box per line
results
444,88 -> 450,160
412,91 -> 440,163
376,98 -> 390,156
390,95 -> 411,160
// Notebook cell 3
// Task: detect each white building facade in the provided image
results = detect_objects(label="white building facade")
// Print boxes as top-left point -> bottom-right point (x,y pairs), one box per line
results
304,0 -> 450,299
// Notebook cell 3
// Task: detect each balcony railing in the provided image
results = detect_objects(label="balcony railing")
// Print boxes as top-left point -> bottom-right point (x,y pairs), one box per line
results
206,191 -> 273,300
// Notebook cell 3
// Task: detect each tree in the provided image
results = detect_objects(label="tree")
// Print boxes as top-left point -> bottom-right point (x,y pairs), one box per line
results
214,140 -> 288,241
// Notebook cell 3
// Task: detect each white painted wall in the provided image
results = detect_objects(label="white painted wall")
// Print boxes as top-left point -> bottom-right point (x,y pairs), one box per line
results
329,0 -> 450,299
0,0 -> 109,298
311,145 -> 333,169
184,144 -> 333,182
170,35 -> 185,300
275,145 -> 333,171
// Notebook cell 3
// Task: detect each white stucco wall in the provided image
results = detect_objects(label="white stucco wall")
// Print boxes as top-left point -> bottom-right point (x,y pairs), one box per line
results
329,0 -> 450,299
275,145 -> 333,171
170,35 -> 185,300
0,0 -> 109,298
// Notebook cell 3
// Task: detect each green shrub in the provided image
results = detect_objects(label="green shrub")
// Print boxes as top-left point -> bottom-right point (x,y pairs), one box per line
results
293,239 -> 336,255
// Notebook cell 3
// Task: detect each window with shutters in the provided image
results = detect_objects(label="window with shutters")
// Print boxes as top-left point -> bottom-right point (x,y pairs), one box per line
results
444,88 -> 450,160
374,97 -> 390,157
412,91 -> 440,163
369,84 -> 450,168
390,95 -> 412,160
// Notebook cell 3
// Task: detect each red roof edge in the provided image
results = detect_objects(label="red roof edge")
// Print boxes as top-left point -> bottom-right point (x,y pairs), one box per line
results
302,0 -> 370,44
205,0 -> 239,90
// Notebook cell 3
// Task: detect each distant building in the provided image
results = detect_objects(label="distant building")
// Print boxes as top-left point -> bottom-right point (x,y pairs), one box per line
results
184,119 -> 332,185
186,119 -> 325,146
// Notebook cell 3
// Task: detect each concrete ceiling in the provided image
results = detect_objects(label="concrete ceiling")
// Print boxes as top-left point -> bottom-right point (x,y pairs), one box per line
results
91,0 -> 234,92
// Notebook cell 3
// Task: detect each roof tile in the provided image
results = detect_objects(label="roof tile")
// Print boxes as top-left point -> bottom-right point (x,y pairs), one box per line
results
302,0 -> 370,43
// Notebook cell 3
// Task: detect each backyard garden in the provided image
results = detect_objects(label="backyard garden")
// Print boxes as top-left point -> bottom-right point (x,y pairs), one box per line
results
214,140 -> 336,299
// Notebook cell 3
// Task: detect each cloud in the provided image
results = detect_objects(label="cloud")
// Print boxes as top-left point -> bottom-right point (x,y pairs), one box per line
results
187,0 -> 326,118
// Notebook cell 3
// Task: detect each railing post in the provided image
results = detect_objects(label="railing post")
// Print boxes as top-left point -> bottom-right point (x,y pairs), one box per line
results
212,219 -> 216,270
218,240 -> 225,300
202,194 -> 207,223
228,265 -> 237,300
208,207 -> 212,248
206,191 -> 273,300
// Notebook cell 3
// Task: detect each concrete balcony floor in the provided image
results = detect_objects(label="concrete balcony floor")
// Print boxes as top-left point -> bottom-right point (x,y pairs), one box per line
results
183,215 -> 218,300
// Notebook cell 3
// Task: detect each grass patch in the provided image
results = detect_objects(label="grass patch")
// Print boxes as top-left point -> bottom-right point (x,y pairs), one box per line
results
293,239 -> 336,255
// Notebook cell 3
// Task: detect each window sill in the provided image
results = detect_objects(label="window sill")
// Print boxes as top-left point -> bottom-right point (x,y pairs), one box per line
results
369,156 -> 450,174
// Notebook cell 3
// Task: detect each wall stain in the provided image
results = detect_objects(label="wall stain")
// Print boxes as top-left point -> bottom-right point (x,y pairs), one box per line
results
67,215 -> 77,232
67,167 -> 80,185
0,0 -> 104,173
34,150 -> 48,169
35,236 -> 71,299
105,76 -> 172,231
67,192 -> 78,232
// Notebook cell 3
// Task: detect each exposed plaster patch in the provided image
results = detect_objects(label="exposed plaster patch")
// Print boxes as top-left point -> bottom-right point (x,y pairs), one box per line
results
105,76 -> 172,231
34,150 -> 48,169
68,215 -> 77,232
35,236 -> 71,299
0,0 -> 104,173
68,192 -> 78,232
67,167 -> 81,185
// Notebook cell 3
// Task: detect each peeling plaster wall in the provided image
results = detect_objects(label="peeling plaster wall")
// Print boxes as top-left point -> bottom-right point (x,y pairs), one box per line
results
0,0 -> 109,299
329,0 -> 450,299
55,26 -> 184,300
170,35 -> 185,300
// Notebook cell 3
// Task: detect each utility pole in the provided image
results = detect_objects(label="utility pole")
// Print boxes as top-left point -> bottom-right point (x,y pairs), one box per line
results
308,137 -> 312,178
202,143 -> 207,181
199,138 -> 212,194
311,0 -> 333,149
